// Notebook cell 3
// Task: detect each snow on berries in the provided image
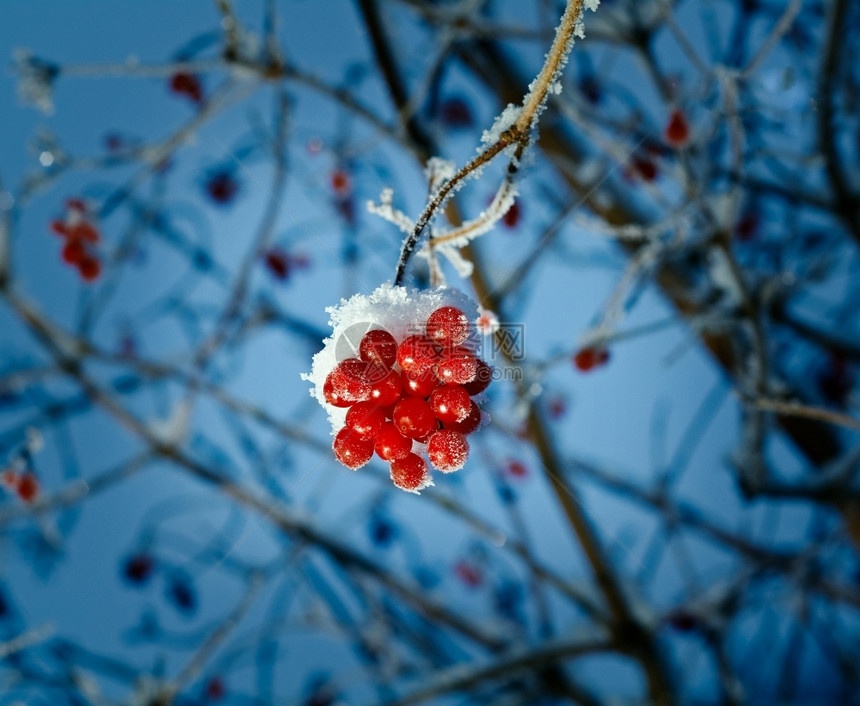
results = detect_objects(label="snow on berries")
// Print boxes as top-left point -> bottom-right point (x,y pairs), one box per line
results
303,284 -> 492,493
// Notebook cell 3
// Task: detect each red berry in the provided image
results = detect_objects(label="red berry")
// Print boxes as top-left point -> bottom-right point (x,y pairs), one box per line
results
390,453 -> 430,492
123,553 -> 155,584
435,346 -> 477,385
667,610 -> 699,632
368,368 -> 402,406
444,400 -> 481,435
403,369 -> 437,398
427,430 -> 469,473
206,170 -> 239,205
454,560 -> 483,587
66,198 -> 87,213
323,372 -> 353,407
16,473 -> 39,503
631,155 -> 658,182
265,249 -> 289,280
205,676 -> 226,701
70,221 -> 100,243
426,306 -> 470,347
170,72 -> 203,103
330,169 -> 351,196
2,470 -> 18,488
359,329 -> 397,368
333,428 -> 374,470
397,335 -> 439,375
505,460 -> 528,478
735,213 -> 759,242
502,201 -> 521,228
345,402 -> 386,440
78,255 -> 102,282
392,397 -> 438,442
664,108 -> 690,147
573,346 -> 610,372
429,385 -> 471,424
462,359 -> 492,396
61,239 -> 86,265
329,358 -> 372,402
439,96 -> 473,128
548,397 -> 567,419
50,220 -> 69,236
374,422 -> 412,461
104,133 -> 124,152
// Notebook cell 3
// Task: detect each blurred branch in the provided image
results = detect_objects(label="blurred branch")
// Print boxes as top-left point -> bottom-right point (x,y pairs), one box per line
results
748,396 -> 860,433
386,631 -> 611,706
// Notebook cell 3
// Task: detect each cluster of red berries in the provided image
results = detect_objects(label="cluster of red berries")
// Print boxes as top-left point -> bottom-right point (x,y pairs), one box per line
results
1,469 -> 39,503
323,306 -> 491,492
50,199 -> 102,282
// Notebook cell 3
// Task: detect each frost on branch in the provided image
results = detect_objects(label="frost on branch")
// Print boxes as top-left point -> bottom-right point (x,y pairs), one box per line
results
418,179 -> 520,283
368,158 -> 520,285
480,104 -> 523,148
366,188 -> 414,235
14,49 -> 58,115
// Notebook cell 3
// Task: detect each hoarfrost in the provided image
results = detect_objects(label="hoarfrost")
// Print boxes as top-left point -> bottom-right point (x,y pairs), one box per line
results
148,399 -> 192,447
480,104 -> 522,147
424,157 -> 456,188
14,49 -> 57,115
707,246 -> 744,306
367,188 -> 414,235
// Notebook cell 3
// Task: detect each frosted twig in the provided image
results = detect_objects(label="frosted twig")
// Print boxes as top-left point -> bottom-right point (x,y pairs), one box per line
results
393,0 -> 594,284
0,623 -> 56,659
741,0 -> 804,78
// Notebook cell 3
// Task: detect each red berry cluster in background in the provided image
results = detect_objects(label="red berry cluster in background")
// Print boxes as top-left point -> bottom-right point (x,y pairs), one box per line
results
49,199 -> 102,282
1,469 -> 40,503
323,306 -> 491,492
